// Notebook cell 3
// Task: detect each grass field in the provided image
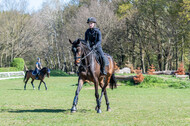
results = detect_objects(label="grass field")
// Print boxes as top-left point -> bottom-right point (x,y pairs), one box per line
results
0,77 -> 190,126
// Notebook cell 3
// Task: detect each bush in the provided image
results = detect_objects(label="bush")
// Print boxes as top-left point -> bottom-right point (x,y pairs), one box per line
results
11,58 -> 25,71
118,75 -> 190,89
0,67 -> 18,72
50,70 -> 77,76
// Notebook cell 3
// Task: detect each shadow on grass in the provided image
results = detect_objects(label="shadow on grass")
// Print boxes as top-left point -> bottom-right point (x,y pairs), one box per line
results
1,108 -> 91,113
8,89 -> 25,90
8,109 -> 68,113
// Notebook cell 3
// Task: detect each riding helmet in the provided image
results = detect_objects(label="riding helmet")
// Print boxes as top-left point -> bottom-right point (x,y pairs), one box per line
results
87,17 -> 96,23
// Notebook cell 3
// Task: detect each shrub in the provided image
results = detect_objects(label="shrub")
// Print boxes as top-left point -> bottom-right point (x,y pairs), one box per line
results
175,62 -> 185,75
11,58 -> 25,71
118,75 -> 190,89
133,74 -> 144,84
147,64 -> 156,75
50,70 -> 77,76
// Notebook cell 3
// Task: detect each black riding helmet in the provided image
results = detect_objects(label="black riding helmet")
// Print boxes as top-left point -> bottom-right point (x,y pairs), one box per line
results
87,17 -> 96,23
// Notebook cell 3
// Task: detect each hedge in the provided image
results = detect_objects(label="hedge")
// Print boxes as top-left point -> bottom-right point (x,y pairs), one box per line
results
11,58 -> 25,71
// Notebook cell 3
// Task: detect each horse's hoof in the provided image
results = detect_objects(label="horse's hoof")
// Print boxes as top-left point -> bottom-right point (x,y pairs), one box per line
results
71,110 -> 76,113
71,106 -> 77,113
107,108 -> 111,112
46,88 -> 48,90
33,88 -> 35,90
97,109 -> 102,113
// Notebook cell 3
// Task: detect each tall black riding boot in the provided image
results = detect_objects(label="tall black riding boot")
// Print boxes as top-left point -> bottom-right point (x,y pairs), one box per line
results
36,74 -> 38,79
101,56 -> 107,75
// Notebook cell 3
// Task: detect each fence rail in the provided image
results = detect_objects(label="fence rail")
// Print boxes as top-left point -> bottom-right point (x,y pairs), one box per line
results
0,71 -> 25,80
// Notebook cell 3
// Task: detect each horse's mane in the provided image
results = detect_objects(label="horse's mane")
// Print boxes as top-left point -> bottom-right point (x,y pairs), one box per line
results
75,39 -> 90,50
41,67 -> 47,71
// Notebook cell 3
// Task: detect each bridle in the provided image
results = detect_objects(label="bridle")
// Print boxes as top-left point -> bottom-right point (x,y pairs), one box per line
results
74,43 -> 95,68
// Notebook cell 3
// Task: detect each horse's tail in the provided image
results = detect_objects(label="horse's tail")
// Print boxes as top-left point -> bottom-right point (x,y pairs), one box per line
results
109,73 -> 117,89
23,71 -> 28,82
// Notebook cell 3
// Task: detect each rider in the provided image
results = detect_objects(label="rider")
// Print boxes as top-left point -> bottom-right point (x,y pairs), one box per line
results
85,17 -> 107,75
35,58 -> 42,79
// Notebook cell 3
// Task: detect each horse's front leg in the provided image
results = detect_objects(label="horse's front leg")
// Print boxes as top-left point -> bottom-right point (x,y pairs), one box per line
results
42,81 -> 48,90
94,78 -> 102,113
31,79 -> 35,90
71,77 -> 84,113
38,81 -> 42,90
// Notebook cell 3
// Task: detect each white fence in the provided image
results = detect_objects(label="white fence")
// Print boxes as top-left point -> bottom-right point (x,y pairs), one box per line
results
0,71 -> 25,80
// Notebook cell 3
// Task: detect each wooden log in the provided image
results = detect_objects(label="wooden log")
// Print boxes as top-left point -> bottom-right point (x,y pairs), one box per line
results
115,75 -> 136,81
153,71 -> 176,75
175,75 -> 189,78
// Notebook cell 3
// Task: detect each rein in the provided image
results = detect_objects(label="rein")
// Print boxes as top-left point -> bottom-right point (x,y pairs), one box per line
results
79,45 -> 95,69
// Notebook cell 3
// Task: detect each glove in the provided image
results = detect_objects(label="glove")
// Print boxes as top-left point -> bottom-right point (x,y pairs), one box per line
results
92,45 -> 97,50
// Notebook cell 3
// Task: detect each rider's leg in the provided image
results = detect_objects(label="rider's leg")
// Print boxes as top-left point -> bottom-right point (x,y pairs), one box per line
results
96,47 -> 107,75
36,69 -> 39,79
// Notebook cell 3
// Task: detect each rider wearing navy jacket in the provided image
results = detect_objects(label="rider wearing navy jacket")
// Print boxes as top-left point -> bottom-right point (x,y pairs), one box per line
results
35,58 -> 42,79
85,17 -> 107,75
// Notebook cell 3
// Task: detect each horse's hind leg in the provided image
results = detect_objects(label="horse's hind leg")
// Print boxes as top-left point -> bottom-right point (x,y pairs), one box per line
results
71,77 -> 84,113
31,79 -> 35,90
99,76 -> 111,112
104,89 -> 111,111
24,78 -> 29,90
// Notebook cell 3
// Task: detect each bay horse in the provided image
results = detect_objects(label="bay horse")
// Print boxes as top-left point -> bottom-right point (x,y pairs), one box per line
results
23,67 -> 50,90
69,39 -> 117,113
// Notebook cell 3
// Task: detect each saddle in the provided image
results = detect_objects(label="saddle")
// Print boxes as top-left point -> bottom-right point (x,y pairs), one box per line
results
32,70 -> 41,76
95,52 -> 109,66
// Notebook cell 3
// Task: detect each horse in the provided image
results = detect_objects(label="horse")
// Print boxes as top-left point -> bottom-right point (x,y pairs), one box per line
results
23,67 -> 50,90
69,39 -> 117,113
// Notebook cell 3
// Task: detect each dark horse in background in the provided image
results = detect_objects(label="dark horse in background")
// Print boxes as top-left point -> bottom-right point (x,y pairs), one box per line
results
23,67 -> 50,90
69,39 -> 117,113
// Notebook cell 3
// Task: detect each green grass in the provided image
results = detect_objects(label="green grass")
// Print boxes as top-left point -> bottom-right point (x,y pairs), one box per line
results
0,77 -> 190,126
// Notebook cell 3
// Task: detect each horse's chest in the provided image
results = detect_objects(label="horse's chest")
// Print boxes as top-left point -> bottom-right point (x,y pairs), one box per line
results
79,68 -> 93,80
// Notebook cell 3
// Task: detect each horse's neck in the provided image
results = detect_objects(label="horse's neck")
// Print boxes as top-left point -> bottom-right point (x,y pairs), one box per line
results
40,68 -> 46,74
82,45 -> 93,67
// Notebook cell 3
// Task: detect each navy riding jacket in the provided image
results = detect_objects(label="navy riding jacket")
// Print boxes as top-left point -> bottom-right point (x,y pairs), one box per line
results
85,28 -> 102,48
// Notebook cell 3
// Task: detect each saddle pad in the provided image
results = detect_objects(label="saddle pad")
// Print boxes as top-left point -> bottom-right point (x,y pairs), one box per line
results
32,70 -> 37,75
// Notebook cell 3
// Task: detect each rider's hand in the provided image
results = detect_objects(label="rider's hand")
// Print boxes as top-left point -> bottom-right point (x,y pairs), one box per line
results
92,45 -> 96,50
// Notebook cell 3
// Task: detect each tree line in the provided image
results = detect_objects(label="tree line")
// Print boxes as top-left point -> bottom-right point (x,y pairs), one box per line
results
0,0 -> 189,73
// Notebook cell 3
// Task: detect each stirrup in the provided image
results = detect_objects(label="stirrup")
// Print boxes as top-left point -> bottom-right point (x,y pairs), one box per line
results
101,70 -> 107,75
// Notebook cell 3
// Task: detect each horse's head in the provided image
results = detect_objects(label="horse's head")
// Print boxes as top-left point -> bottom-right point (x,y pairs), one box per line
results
41,67 -> 50,78
69,39 -> 87,66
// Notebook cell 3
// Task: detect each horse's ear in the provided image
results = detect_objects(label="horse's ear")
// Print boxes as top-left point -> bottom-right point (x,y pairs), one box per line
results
69,39 -> 73,44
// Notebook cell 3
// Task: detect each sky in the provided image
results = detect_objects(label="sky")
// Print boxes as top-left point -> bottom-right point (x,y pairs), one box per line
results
28,0 -> 71,11
0,0 -> 71,12
28,0 -> 44,11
